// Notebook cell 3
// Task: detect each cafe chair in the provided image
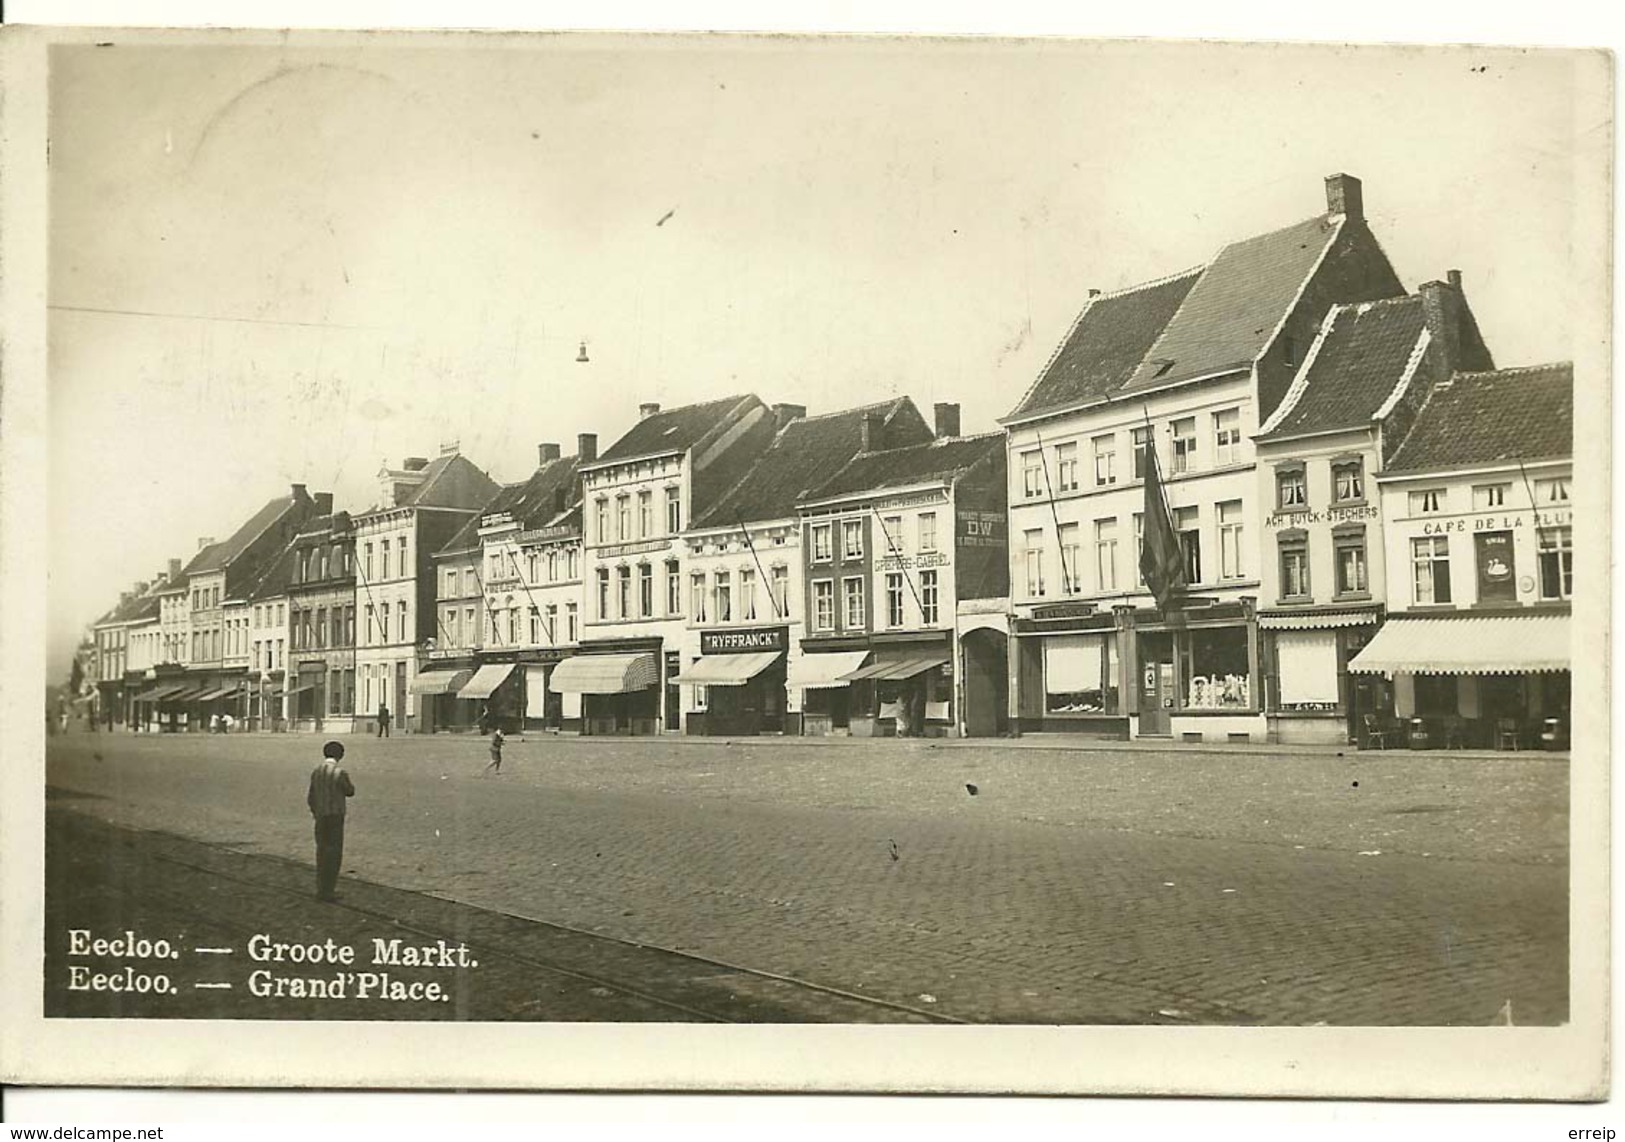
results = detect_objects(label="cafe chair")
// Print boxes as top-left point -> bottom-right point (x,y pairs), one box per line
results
1496,718 -> 1522,751
1361,713 -> 1389,750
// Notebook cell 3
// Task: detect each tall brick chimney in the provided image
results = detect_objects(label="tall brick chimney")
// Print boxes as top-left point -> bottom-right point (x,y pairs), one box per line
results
290,483 -> 308,501
577,433 -> 598,463
314,492 -> 334,515
539,443 -> 561,464
1324,173 -> 1364,220
1420,273 -> 1464,374
639,402 -> 661,420
169,558 -> 182,580
933,402 -> 961,440
860,412 -> 885,453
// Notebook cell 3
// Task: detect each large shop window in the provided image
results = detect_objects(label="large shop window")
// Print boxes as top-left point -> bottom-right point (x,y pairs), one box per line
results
1184,627 -> 1251,710
1043,634 -> 1119,714
1275,630 -> 1340,706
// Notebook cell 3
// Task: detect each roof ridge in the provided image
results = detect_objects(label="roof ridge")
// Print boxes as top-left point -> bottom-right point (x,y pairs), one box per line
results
1452,361 -> 1573,380
789,396 -> 907,425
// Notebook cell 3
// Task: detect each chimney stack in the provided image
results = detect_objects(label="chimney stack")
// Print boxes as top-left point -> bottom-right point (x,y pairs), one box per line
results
403,457 -> 430,472
860,412 -> 885,453
1419,276 -> 1464,374
1447,268 -> 1462,291
197,536 -> 215,551
291,483 -> 308,501
539,442 -> 561,464
314,492 -> 334,515
577,432 -> 598,463
771,403 -> 807,431
1088,288 -> 1101,298
933,402 -> 961,440
119,591 -> 132,605
1324,172 -> 1364,221
639,402 -> 661,420
169,558 -> 182,579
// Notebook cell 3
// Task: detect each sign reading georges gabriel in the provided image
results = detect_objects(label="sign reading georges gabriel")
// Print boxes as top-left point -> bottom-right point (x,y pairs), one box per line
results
699,626 -> 788,655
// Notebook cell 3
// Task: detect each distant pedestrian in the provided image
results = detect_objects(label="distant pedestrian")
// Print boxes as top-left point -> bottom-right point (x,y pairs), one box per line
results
308,740 -> 355,901
210,713 -> 221,734
377,701 -> 390,738
482,727 -> 506,776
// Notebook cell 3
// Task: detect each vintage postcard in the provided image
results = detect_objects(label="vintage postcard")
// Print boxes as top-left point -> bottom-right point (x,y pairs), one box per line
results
0,25 -> 1611,1097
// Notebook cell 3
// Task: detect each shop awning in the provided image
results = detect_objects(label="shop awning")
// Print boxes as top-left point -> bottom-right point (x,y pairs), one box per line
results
194,687 -> 230,701
1259,609 -> 1378,631
168,686 -> 209,702
457,662 -> 518,700
671,651 -> 781,687
548,653 -> 658,694
283,684 -> 317,697
787,651 -> 870,690
135,684 -> 182,702
841,654 -> 951,683
1347,614 -> 1570,675
410,668 -> 474,696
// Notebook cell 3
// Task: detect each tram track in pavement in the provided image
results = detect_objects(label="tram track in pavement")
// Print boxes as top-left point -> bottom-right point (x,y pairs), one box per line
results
47,804 -> 956,1024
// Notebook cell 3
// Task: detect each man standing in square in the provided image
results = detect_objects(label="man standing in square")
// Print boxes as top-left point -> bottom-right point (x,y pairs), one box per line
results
377,700 -> 390,738
308,740 -> 355,901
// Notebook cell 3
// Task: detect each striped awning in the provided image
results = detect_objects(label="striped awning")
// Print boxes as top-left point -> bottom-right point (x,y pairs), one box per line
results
135,684 -> 183,702
548,653 -> 659,695
671,651 -> 781,687
1258,609 -> 1378,631
1347,614 -> 1570,675
786,651 -> 870,690
457,663 -> 518,700
168,686 -> 209,702
410,668 -> 474,696
841,654 -> 951,683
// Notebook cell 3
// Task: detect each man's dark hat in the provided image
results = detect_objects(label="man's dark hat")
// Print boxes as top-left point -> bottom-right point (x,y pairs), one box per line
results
322,740 -> 345,759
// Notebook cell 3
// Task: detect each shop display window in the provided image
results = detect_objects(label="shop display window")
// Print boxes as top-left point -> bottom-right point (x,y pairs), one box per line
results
1043,634 -> 1118,714
1184,627 -> 1251,710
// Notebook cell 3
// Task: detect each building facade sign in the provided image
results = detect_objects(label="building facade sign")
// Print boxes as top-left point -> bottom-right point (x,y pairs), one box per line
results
700,626 -> 788,655
1265,504 -> 1379,529
877,551 -> 949,572
957,510 -> 1006,547
1417,508 -> 1573,536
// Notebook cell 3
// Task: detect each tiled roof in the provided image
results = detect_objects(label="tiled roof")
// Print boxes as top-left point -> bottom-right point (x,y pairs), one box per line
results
246,541 -> 300,601
436,456 -> 582,555
802,433 -> 1005,503
184,494 -> 300,576
97,587 -> 163,627
695,399 -> 933,528
597,395 -> 762,464
1005,270 -> 1201,422
1120,214 -> 1345,394
1258,296 -> 1428,440
1386,363 -> 1573,472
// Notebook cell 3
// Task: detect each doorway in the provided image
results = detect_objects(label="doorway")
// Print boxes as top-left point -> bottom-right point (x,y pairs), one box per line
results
1139,631 -> 1175,736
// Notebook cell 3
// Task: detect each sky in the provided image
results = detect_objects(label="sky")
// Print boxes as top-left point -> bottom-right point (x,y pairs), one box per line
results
46,35 -> 1601,676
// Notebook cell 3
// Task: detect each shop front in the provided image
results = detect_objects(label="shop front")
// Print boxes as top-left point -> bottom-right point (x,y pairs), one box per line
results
549,639 -> 662,736
1258,605 -> 1380,746
787,648 -> 870,736
411,662 -> 477,733
1012,605 -> 1126,739
676,626 -> 788,736
1347,612 -> 1570,750
456,662 -> 524,733
838,631 -> 954,738
1128,601 -> 1264,743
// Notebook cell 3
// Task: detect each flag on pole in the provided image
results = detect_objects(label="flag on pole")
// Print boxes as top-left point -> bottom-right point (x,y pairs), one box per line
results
1139,427 -> 1186,614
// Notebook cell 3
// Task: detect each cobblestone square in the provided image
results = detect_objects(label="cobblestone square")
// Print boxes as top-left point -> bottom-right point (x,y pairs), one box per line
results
44,730 -> 1568,1025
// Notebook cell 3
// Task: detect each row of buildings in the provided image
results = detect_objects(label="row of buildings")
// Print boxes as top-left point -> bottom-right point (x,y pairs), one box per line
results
85,172 -> 1573,747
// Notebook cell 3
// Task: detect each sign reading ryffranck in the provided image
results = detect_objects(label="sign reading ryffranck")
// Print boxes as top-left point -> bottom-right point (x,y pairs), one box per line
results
700,627 -> 788,655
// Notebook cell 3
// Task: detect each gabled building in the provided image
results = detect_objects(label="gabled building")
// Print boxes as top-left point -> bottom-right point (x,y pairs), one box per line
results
1252,274 -> 1493,743
999,172 -> 1406,742
285,511 -> 357,733
1349,363 -> 1573,748
91,574 -> 166,730
245,540 -> 298,731
794,412 -> 1008,737
419,438 -> 592,734
176,484 -> 325,728
562,396 -> 778,735
675,398 -> 936,736
353,445 -> 500,734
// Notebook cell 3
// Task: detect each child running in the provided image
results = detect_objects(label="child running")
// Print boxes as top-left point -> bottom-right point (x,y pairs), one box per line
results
482,726 -> 506,776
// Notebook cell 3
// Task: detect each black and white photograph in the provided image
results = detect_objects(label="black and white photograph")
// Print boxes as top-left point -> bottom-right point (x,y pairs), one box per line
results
0,20 -> 1611,1101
